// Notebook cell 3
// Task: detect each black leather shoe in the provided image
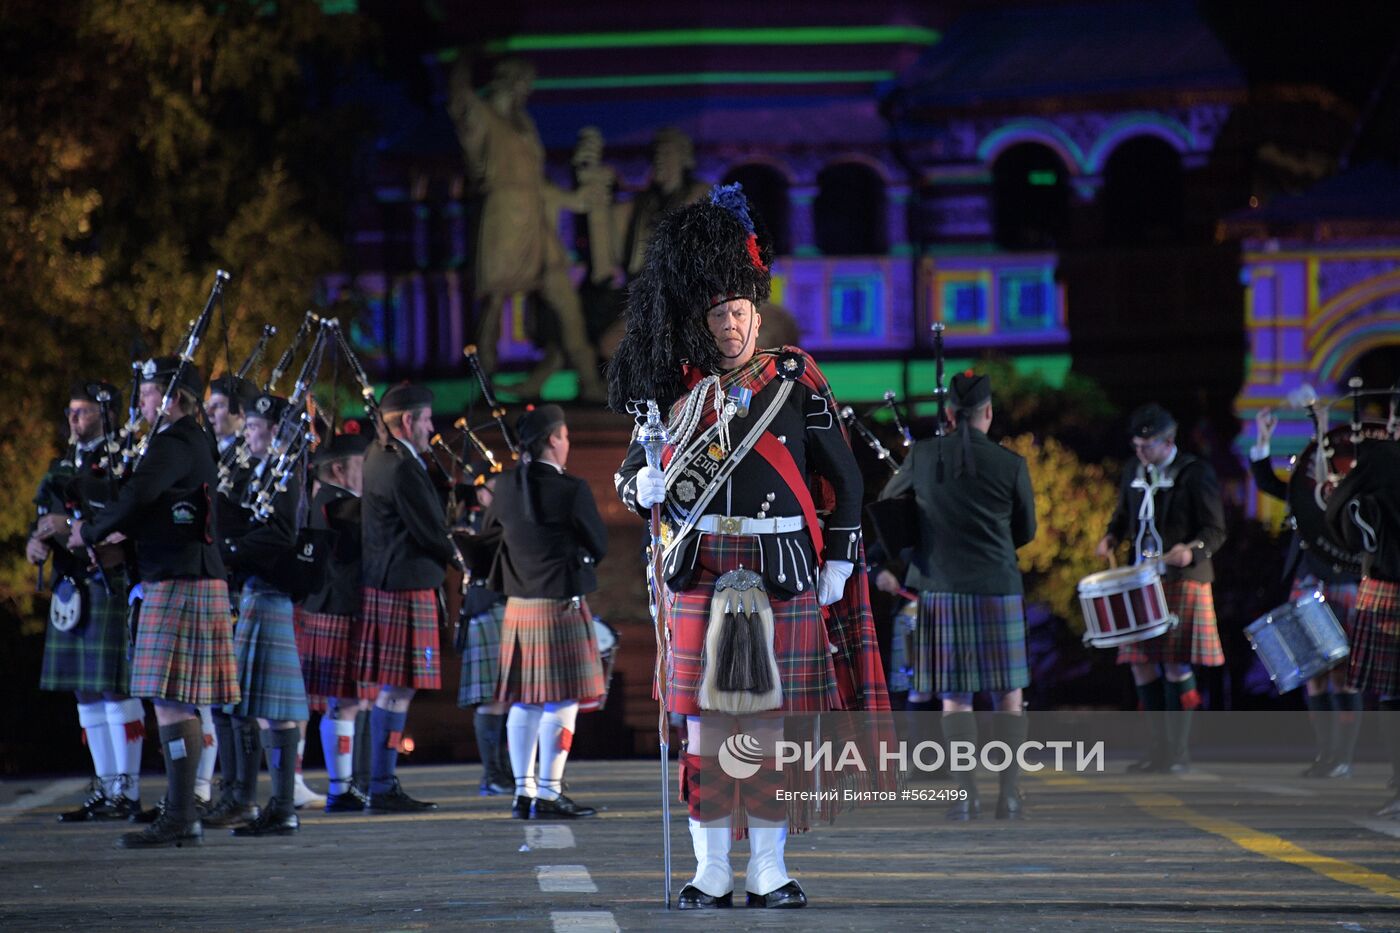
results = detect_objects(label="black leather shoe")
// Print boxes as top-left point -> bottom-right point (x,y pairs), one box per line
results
677,883 -> 733,909
58,782 -> 122,823
201,795 -> 261,827
366,778 -> 437,813
511,795 -> 533,820
745,881 -> 807,909
1300,757 -> 1329,778
995,792 -> 1025,820
129,798 -> 165,824
324,787 -> 369,813
1126,757 -> 1166,773
945,798 -> 980,821
117,814 -> 203,849
531,794 -> 596,820
231,800 -> 299,837
1375,794 -> 1400,818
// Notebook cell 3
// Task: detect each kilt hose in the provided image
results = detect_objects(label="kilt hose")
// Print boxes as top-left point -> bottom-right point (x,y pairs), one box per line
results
457,601 -> 505,708
129,578 -> 240,707
295,607 -> 363,711
1290,577 -> 1360,642
495,597 -> 604,706
357,587 -> 441,690
915,591 -> 1029,696
40,571 -> 131,694
232,579 -> 309,722
1346,578 -> 1400,696
663,534 -> 839,716
1117,578 -> 1225,667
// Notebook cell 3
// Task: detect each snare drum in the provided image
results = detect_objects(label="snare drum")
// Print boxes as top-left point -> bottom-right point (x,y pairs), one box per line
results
1077,563 -> 1178,648
1245,591 -> 1349,694
578,617 -> 619,714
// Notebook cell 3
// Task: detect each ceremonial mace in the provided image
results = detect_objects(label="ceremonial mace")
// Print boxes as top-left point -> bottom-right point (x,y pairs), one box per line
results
635,399 -> 673,909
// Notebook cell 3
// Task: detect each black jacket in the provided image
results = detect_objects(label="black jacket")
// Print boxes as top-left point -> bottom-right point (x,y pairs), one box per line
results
82,416 -> 225,582
218,456 -> 300,590
615,361 -> 864,598
1250,454 -> 1359,584
1326,438 -> 1400,583
880,427 -> 1036,595
301,481 -> 363,616
361,437 -> 454,591
479,460 -> 607,599
1106,450 -> 1226,584
36,440 -> 121,580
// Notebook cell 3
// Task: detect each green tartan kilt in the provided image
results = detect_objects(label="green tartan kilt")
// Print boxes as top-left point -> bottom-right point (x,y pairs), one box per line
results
39,572 -> 131,695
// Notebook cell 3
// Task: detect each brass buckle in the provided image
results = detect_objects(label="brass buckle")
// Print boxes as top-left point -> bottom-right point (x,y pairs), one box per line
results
717,516 -> 743,535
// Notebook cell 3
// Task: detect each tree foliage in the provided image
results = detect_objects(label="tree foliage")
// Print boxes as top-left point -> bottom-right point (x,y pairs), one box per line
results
0,1 -> 371,627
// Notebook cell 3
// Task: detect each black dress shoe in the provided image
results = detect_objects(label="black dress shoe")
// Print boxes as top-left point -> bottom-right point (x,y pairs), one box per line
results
129,798 -> 165,824
117,814 -> 203,849
58,782 -> 122,823
1375,794 -> 1400,818
511,795 -> 533,820
366,778 -> 437,813
745,881 -> 807,909
1126,757 -> 1166,773
945,798 -> 980,821
677,883 -> 733,909
231,801 -> 299,837
1300,758 -> 1329,778
201,796 -> 261,827
531,794 -> 596,820
324,786 -> 369,813
995,792 -> 1025,820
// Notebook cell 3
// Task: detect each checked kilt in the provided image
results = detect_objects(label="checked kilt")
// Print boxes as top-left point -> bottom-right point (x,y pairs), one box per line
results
1345,578 -> 1400,696
664,534 -> 838,715
457,601 -> 505,708
1118,578 -> 1225,667
232,579 -> 309,722
129,578 -> 240,706
496,597 -> 604,705
915,591 -> 1029,696
40,571 -> 131,694
356,587 -> 441,690
295,607 -> 363,711
1290,576 -> 1360,641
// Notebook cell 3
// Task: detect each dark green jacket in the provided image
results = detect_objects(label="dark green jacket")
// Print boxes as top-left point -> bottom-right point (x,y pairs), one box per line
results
880,427 -> 1036,595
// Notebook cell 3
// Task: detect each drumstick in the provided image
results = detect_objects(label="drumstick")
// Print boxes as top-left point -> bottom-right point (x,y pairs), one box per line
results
1108,552 -> 1118,570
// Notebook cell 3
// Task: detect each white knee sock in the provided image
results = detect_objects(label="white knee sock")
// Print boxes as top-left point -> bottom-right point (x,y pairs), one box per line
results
102,698 -> 145,801
536,701 -> 579,802
77,702 -> 117,796
194,705 -> 217,802
506,704 -> 543,797
322,715 -> 355,795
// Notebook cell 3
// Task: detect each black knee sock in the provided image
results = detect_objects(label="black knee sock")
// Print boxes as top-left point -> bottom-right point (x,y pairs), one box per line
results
1330,692 -> 1362,768
159,718 -> 203,825
992,712 -> 1028,799
1304,692 -> 1333,762
1135,678 -> 1167,763
474,709 -> 506,786
942,711 -> 979,800
234,715 -> 262,805
352,708 -> 372,793
262,725 -> 300,816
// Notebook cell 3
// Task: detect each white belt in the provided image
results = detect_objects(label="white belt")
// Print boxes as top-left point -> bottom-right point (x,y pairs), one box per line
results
695,514 -> 805,536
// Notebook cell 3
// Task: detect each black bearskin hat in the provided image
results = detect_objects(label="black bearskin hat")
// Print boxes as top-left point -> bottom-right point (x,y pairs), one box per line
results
606,183 -> 773,413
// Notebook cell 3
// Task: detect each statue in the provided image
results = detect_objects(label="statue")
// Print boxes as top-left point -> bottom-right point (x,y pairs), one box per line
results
448,56 -> 606,402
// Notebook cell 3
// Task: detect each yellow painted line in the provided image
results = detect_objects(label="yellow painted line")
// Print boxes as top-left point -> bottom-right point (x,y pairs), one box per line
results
1027,771 -> 1400,900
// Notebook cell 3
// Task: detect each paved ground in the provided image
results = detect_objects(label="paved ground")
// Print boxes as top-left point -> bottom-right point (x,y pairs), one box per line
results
4,758 -> 1400,931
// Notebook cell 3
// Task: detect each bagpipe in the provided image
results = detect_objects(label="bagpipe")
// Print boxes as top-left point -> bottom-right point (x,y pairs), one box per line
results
214,321 -> 280,495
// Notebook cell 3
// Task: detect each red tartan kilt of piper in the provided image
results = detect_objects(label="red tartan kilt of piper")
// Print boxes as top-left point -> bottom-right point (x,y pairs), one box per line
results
295,607 -> 364,711
1346,578 -> 1400,696
1117,579 -> 1225,667
663,534 -> 840,715
495,597 -> 605,705
355,588 -> 441,690
129,578 -> 241,706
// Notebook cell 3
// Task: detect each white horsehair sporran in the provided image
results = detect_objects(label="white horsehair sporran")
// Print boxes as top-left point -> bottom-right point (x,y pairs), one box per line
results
698,567 -> 782,713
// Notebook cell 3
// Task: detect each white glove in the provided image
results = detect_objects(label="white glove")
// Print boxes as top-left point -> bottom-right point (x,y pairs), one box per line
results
636,465 -> 667,508
817,560 -> 855,606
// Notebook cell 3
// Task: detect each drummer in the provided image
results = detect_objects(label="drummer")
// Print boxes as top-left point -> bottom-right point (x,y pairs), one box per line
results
1095,404 -> 1226,773
1252,407 -> 1362,778
880,370 -> 1037,819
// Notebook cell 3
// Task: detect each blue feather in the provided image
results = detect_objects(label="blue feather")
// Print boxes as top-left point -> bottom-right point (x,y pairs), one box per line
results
709,183 -> 755,235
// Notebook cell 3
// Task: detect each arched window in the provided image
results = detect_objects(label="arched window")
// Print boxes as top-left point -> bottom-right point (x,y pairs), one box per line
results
1103,136 -> 1184,246
992,143 -> 1070,250
722,163 -> 790,256
815,162 -> 887,255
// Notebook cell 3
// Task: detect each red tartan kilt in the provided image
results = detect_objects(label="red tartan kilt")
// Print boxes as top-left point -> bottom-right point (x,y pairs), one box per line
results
295,607 -> 364,711
130,578 -> 241,706
355,588 -> 441,690
1346,578 -> 1400,695
1117,579 -> 1225,667
496,597 -> 605,705
663,534 -> 840,715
